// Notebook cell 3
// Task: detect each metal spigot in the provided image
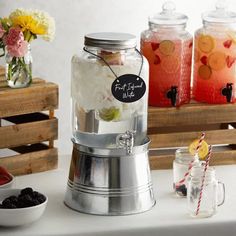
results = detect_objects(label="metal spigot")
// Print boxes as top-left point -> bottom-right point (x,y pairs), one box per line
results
222,83 -> 233,103
167,86 -> 178,106
116,131 -> 135,155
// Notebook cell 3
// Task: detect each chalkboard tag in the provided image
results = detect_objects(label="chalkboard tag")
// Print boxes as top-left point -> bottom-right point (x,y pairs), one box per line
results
111,74 -> 146,103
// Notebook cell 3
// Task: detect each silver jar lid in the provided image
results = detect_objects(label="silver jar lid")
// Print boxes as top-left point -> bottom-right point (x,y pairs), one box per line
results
84,32 -> 137,50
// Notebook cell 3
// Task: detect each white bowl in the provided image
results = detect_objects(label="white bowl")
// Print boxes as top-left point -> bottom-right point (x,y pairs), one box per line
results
0,174 -> 14,189
0,188 -> 48,226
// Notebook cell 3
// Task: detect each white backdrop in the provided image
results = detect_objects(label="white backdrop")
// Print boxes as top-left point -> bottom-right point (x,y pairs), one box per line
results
0,0 -> 235,154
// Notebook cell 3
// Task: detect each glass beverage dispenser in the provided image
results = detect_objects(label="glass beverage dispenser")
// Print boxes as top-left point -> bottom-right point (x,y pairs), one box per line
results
64,32 -> 155,215
193,2 -> 236,103
141,1 -> 192,107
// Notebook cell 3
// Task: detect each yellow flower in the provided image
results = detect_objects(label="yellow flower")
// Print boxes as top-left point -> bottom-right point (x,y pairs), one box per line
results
9,8 -> 55,42
11,15 -> 46,35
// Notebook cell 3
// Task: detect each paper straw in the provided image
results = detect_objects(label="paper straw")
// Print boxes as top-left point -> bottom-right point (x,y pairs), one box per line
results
195,145 -> 212,216
175,133 -> 206,188
195,132 -> 206,155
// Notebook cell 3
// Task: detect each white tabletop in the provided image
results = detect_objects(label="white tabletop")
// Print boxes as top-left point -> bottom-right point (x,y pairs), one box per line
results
0,155 -> 236,236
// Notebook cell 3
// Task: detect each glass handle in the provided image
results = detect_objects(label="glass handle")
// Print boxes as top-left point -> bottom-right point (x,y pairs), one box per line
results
217,181 -> 225,206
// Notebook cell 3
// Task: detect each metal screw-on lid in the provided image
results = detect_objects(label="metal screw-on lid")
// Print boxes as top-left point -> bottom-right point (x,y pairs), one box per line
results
84,32 -> 137,50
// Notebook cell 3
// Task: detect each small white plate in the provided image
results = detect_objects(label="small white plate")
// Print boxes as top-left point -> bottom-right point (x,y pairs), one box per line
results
0,188 -> 48,227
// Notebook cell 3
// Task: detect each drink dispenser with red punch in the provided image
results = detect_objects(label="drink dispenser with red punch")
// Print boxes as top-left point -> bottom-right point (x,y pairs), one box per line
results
141,1 -> 193,107
193,1 -> 236,104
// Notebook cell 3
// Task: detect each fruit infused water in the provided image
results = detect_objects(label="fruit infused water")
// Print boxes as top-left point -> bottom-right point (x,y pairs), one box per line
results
141,2 -> 192,107
193,2 -> 236,103
71,33 -> 149,148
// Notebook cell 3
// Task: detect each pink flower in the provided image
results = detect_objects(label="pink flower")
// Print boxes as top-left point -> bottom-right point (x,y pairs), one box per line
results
7,40 -> 28,57
4,27 -> 24,46
0,24 -> 5,38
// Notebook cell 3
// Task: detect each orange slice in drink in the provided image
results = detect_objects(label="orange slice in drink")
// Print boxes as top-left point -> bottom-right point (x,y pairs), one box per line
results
198,65 -> 212,80
161,55 -> 180,73
159,40 -> 175,55
189,139 -> 209,160
198,35 -> 215,53
208,51 -> 226,71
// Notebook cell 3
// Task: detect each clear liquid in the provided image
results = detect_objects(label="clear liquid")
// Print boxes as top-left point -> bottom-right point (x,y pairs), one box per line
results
72,107 -> 147,148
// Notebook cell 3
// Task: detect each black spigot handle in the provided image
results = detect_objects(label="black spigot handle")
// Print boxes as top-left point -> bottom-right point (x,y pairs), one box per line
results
167,86 -> 178,107
222,83 -> 233,103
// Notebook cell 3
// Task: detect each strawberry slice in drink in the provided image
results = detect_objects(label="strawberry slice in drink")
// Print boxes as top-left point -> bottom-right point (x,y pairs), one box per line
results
200,56 -> 208,65
223,40 -> 233,49
226,55 -> 236,68
99,50 -> 124,65
151,42 -> 160,51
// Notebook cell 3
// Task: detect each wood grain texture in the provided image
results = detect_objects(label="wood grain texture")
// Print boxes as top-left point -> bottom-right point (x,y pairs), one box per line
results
0,82 -> 58,118
0,66 -> 4,78
148,103 -> 236,128
0,118 -> 58,148
149,129 -> 236,148
149,145 -> 236,170
0,147 -> 58,176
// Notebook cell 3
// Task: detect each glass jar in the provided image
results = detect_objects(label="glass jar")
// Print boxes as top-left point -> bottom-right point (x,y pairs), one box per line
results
193,2 -> 236,103
141,1 -> 192,107
71,32 -> 149,148
5,44 -> 32,88
187,166 -> 225,218
173,148 -> 200,197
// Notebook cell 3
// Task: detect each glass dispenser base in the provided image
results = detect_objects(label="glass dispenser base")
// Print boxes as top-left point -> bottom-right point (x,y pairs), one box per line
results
64,138 -> 156,215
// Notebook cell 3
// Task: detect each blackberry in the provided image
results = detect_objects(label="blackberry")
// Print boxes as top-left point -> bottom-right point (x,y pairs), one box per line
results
176,184 -> 187,196
37,194 -> 46,204
0,187 -> 46,209
21,187 -> 33,196
2,198 -> 11,206
4,203 -> 17,209
7,196 -> 18,204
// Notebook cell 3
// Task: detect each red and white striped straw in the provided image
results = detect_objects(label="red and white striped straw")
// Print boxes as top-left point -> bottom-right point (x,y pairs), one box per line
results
175,133 -> 206,188
195,132 -> 206,155
195,145 -> 212,216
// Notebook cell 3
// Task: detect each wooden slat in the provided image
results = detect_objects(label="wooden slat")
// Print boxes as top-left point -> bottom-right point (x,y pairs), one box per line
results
149,145 -> 236,170
0,118 -> 58,148
0,66 -> 4,77
0,147 -> 58,176
149,129 -> 236,148
148,123 -> 225,134
148,103 -> 236,128
0,82 -> 58,118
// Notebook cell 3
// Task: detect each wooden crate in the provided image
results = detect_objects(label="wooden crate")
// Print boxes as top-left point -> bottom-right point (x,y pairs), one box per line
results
148,102 -> 236,170
0,66 -> 58,176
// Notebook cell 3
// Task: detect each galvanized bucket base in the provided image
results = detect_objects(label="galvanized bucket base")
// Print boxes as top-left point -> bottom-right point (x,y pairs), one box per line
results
64,139 -> 156,215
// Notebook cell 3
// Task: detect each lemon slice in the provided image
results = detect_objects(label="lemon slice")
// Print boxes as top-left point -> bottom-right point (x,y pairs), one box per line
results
99,107 -> 120,121
159,40 -> 175,56
198,35 -> 215,53
161,55 -> 180,73
208,51 -> 226,71
189,139 -> 209,160
198,65 -> 212,80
